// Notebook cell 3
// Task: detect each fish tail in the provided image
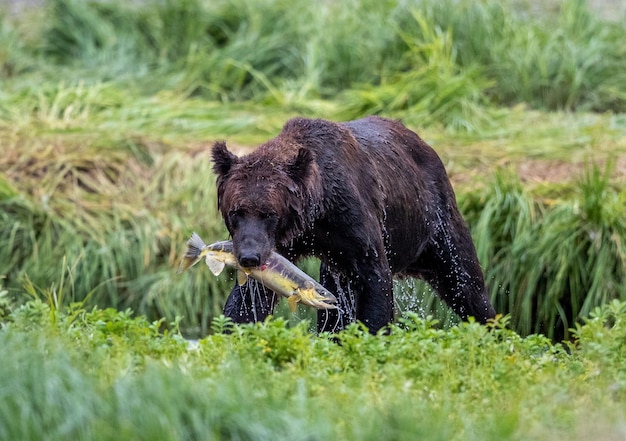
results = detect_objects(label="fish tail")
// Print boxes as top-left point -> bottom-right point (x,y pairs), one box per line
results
177,232 -> 207,274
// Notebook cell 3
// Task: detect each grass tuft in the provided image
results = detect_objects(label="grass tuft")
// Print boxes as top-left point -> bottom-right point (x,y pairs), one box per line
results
457,164 -> 626,340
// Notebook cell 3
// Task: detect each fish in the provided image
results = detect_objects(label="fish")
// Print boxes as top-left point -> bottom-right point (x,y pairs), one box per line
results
177,232 -> 337,312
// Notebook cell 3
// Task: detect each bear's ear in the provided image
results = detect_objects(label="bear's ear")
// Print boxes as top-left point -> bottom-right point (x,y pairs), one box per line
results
212,141 -> 238,176
286,148 -> 315,190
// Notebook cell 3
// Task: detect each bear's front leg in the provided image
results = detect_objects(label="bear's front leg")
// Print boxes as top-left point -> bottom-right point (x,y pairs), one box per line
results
223,279 -> 280,324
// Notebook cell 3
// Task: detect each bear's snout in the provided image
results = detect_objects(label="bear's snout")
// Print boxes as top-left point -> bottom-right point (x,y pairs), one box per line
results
238,251 -> 261,268
232,226 -> 273,269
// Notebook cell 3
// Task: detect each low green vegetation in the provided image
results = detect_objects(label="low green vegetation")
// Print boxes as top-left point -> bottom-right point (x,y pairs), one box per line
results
1,0 -> 626,437
1,291 -> 626,440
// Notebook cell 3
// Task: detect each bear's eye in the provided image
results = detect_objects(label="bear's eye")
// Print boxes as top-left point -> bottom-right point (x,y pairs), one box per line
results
260,211 -> 279,232
228,209 -> 244,218
260,211 -> 278,220
227,209 -> 245,227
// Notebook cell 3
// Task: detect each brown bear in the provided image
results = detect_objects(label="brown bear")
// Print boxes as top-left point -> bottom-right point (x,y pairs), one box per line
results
211,116 -> 496,333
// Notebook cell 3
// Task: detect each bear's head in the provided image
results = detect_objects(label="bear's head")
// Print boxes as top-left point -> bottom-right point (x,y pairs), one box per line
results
211,141 -> 321,268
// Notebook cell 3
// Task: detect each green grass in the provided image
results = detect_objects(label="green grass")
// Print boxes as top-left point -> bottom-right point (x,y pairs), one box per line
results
458,165 -> 626,340
1,294 -> 626,440
3,0 -> 626,118
0,136 -> 233,337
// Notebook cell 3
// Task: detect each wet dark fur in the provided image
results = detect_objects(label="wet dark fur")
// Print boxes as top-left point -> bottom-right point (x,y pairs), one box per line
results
212,116 -> 496,333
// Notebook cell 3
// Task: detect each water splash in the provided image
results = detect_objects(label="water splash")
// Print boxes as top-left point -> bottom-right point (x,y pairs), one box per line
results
394,278 -> 460,327
394,278 -> 430,319
238,278 -> 277,322
316,269 -> 356,333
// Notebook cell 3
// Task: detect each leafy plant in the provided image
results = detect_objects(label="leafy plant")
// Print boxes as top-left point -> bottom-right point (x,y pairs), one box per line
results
3,298 -> 626,440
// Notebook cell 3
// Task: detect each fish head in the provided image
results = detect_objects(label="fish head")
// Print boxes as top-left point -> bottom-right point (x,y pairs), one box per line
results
297,288 -> 337,310
212,141 -> 318,268
303,280 -> 337,304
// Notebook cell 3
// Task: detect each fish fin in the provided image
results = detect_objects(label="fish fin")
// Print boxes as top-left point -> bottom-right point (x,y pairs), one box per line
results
176,232 -> 208,274
177,256 -> 201,274
287,295 -> 300,313
186,233 -> 207,255
206,258 -> 226,276
236,270 -> 248,286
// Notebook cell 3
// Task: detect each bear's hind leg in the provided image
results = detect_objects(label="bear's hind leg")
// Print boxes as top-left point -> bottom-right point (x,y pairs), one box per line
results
353,261 -> 395,333
409,211 -> 496,323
